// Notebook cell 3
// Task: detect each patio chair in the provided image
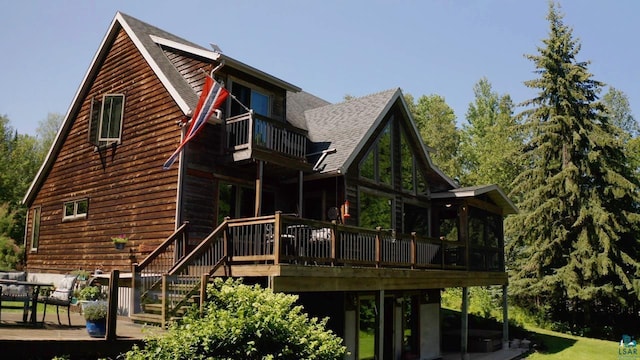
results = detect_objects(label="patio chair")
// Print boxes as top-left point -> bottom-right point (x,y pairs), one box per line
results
38,274 -> 78,326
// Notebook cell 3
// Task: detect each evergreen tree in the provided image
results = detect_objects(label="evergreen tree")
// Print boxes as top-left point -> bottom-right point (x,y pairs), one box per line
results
602,88 -> 640,175
507,2 -> 640,334
460,78 -> 522,193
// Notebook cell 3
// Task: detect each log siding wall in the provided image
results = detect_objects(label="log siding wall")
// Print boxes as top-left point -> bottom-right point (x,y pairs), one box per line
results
25,29 -> 183,274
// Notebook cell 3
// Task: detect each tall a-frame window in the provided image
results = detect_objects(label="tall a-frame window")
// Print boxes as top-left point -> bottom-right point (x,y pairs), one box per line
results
359,122 -> 393,186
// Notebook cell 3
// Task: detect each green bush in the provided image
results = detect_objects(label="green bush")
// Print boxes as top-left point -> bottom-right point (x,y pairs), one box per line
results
82,301 -> 107,321
78,285 -> 105,301
126,278 -> 347,360
0,235 -> 23,271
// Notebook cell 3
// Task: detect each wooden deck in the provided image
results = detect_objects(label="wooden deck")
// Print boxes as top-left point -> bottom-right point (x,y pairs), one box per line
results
0,311 -> 163,359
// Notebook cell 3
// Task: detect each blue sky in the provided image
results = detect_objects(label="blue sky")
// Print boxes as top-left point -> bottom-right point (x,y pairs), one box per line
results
1,0 -> 638,136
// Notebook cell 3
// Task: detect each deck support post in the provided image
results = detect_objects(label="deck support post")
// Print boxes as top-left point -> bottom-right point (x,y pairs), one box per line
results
106,270 -> 119,341
377,290 -> 385,360
502,285 -> 509,349
298,170 -> 303,217
461,287 -> 469,360
255,161 -> 263,217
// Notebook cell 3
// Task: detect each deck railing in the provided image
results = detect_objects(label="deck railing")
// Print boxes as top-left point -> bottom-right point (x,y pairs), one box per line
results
132,213 -> 502,324
226,112 -> 307,160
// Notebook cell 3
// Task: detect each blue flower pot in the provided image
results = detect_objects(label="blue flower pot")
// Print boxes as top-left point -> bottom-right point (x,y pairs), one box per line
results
86,319 -> 106,338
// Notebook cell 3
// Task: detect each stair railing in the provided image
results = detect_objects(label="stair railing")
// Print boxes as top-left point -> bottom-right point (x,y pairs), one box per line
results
131,222 -> 189,316
160,219 -> 231,322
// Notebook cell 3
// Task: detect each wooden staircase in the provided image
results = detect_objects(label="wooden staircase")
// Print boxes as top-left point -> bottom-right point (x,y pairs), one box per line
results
130,277 -> 203,325
130,221 -> 230,327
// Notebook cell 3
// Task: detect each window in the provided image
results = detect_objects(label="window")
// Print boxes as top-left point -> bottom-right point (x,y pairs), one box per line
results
400,129 -> 414,191
230,80 -> 271,117
63,199 -> 88,221
403,203 -> 429,236
378,124 -> 392,185
30,207 -> 41,251
358,122 -> 393,186
99,95 -> 124,142
359,191 -> 393,229
89,94 -> 125,145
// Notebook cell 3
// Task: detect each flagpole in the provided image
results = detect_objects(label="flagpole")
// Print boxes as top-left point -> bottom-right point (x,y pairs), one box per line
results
228,93 -> 252,114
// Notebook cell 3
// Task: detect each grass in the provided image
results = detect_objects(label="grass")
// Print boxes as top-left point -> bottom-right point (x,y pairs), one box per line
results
358,330 -> 375,359
524,326 -> 621,360
440,304 -> 622,360
1,301 -> 70,316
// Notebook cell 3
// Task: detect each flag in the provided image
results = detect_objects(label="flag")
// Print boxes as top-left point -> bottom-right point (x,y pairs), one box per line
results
163,75 -> 229,169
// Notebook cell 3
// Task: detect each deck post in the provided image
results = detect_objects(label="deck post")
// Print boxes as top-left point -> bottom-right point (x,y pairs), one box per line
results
375,227 -> 382,268
502,285 -> 509,349
461,287 -> 469,360
200,274 -> 208,316
377,290 -> 385,360
255,160 -> 263,217
298,170 -> 303,218
274,212 -> 281,264
410,232 -> 417,269
106,270 -> 119,341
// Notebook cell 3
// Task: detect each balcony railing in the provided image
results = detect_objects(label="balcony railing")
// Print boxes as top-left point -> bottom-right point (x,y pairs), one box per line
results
226,112 -> 307,160
226,213 -> 502,271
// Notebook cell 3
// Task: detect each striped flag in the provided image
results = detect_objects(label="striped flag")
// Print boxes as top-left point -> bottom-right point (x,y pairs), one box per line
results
163,75 -> 229,169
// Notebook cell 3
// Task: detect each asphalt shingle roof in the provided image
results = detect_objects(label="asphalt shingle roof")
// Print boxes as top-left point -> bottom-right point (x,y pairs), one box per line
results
305,88 -> 400,174
119,12 -> 202,109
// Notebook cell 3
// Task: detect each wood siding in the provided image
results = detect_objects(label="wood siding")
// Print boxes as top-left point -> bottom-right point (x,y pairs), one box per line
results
25,29 -> 183,274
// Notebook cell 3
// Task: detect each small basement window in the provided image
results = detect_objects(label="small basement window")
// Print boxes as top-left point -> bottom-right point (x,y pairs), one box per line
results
63,199 -> 88,221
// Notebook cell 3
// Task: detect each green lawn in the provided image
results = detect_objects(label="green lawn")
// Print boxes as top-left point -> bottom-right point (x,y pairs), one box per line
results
525,326 -> 621,360
1,301 -> 66,315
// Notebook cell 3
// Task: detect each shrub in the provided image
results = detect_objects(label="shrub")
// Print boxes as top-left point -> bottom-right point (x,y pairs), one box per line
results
82,301 -> 108,321
78,285 -> 105,301
126,278 -> 347,360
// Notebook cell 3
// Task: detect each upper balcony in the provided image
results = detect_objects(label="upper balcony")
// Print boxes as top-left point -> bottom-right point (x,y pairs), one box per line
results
225,112 -> 311,171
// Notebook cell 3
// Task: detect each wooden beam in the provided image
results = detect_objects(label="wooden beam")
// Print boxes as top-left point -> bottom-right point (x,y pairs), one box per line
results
461,287 -> 469,360
255,160 -> 263,217
502,285 -> 509,348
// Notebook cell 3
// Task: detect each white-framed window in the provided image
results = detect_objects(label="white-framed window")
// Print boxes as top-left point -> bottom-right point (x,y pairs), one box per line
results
88,94 -> 125,145
228,78 -> 273,118
63,199 -> 88,221
30,206 -> 41,251
98,94 -> 125,142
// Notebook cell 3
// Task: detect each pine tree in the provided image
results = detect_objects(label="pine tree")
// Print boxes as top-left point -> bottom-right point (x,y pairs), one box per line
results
507,2 -> 640,332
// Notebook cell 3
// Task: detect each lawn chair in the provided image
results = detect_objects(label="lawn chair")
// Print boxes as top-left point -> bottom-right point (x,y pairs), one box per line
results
39,274 -> 78,326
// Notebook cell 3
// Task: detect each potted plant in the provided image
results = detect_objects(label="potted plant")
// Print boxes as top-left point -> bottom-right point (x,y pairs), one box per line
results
111,234 -> 128,250
82,300 -> 108,338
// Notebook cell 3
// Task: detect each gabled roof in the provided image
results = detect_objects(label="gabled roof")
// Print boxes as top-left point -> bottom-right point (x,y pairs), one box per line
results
430,184 -> 518,215
305,89 -> 399,174
23,12 -> 301,206
303,88 -> 458,190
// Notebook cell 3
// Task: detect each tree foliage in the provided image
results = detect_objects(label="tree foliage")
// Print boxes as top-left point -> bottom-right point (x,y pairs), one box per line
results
409,94 -> 462,180
459,78 -> 522,193
0,113 -> 62,247
126,278 -> 347,360
507,2 -> 640,334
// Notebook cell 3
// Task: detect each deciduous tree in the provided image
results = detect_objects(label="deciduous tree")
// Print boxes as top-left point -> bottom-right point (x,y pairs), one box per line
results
410,94 -> 462,181
460,78 -> 521,193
